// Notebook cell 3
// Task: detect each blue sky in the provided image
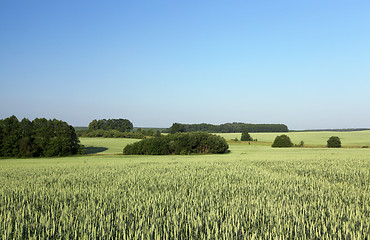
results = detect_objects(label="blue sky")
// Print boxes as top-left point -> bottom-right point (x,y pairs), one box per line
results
1,1 -> 369,129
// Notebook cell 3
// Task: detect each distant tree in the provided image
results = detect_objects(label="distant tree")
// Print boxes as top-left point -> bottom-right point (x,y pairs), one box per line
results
272,135 -> 293,147
327,136 -> 341,148
241,130 -> 253,141
88,119 -> 133,132
123,132 -> 229,155
169,123 -> 187,134
154,130 -> 161,137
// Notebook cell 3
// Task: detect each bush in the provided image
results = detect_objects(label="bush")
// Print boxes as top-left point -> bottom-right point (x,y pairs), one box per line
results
295,141 -> 304,147
240,130 -> 253,141
271,135 -> 293,148
123,132 -> 229,155
327,136 -> 341,148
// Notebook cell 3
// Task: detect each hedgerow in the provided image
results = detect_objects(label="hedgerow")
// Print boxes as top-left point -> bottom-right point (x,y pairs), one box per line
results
123,132 -> 229,155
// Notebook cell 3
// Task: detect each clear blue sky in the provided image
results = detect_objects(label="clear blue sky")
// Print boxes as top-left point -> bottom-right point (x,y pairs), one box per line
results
1,0 -> 369,129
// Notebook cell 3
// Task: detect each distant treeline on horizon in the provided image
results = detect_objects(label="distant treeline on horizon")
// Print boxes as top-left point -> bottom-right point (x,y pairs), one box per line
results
165,122 -> 289,133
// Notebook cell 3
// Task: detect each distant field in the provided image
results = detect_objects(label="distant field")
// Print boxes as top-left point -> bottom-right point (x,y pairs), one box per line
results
219,130 -> 370,147
1,134 -> 369,238
80,137 -> 140,154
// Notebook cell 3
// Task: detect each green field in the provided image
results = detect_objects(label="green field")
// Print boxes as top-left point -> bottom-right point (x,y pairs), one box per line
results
1,133 -> 369,239
220,130 -> 370,147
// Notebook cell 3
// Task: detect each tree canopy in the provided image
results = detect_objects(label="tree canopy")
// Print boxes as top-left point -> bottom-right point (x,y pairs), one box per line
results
271,135 -> 293,148
167,122 -> 288,133
88,119 -> 133,132
241,130 -> 253,141
327,136 -> 341,148
123,132 -> 229,155
0,116 -> 83,158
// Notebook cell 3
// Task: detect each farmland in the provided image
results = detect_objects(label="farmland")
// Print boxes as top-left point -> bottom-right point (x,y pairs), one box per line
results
1,132 -> 369,239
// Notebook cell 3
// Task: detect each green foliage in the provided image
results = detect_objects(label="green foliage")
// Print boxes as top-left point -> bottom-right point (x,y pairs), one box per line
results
77,128 -> 160,139
123,132 -> 229,155
167,122 -> 288,133
88,118 -> 133,132
241,130 -> 253,141
327,136 -> 341,148
0,116 -> 83,158
272,135 -> 293,147
169,123 -> 187,133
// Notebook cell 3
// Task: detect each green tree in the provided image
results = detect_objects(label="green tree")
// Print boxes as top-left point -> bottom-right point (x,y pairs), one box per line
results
169,123 -> 187,134
154,130 -> 161,137
18,118 -> 37,157
0,116 -> 83,158
123,132 -> 229,155
88,119 -> 133,132
327,136 -> 341,148
272,135 -> 293,147
0,115 -> 21,157
241,130 -> 253,141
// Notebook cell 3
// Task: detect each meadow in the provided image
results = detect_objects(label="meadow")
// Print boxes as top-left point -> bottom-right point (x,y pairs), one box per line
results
0,132 -> 369,239
219,130 -> 370,147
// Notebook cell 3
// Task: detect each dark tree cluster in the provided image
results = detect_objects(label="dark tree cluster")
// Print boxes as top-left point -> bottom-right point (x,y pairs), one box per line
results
88,119 -> 133,132
167,122 -> 288,134
77,127 -> 161,139
123,132 -> 229,155
0,116 -> 83,158
77,118 -> 157,139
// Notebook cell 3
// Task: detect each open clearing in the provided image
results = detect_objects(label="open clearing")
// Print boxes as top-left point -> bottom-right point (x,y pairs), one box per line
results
1,132 -> 369,239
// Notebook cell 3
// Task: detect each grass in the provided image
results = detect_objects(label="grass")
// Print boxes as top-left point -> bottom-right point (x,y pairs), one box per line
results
80,137 -> 140,154
1,134 -> 369,239
219,130 -> 370,147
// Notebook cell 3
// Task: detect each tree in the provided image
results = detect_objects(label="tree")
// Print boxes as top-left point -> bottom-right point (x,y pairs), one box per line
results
169,123 -> 187,134
327,136 -> 341,148
18,118 -> 37,157
0,115 -> 21,157
241,130 -> 253,141
123,132 -> 229,155
0,116 -> 83,158
272,135 -> 293,147
88,119 -> 133,132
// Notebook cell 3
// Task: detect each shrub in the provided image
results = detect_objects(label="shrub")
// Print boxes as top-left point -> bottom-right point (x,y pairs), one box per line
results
272,135 -> 293,148
327,136 -> 341,148
123,132 -> 229,155
240,130 -> 253,141
295,141 -> 304,147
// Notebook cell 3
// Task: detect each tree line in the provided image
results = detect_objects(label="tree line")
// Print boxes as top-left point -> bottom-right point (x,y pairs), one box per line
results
77,119 -> 161,139
166,122 -> 289,133
123,132 -> 229,155
88,119 -> 133,132
77,128 -> 161,139
0,116 -> 83,157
